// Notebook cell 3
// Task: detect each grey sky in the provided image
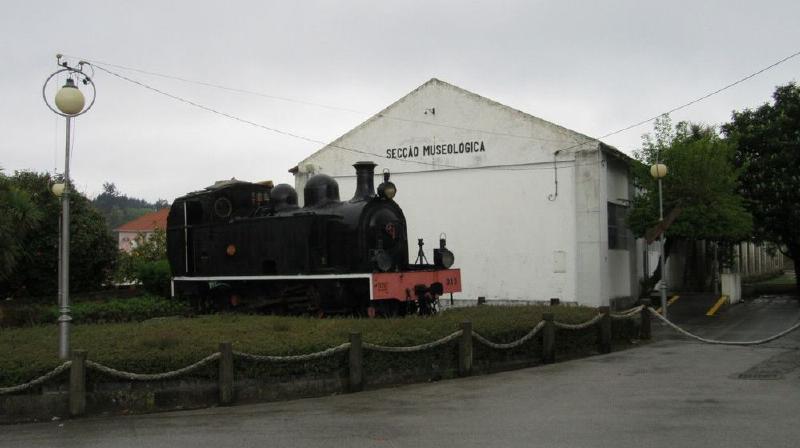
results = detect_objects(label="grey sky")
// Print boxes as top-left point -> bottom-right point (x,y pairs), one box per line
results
2,0 -> 798,203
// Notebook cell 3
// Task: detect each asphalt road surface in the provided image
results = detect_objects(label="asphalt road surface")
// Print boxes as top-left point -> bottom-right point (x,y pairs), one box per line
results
4,295 -> 800,448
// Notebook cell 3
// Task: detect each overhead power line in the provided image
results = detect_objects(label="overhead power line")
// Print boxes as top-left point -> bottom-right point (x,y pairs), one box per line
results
86,48 -> 800,172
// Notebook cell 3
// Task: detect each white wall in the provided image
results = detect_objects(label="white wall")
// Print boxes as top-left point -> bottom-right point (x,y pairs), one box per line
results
333,164 -> 578,304
293,79 -> 627,307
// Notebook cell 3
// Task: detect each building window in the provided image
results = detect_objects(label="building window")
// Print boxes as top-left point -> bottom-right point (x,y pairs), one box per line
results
608,202 -> 629,250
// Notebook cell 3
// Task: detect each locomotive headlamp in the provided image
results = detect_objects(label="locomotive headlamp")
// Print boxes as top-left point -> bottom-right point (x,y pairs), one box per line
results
377,169 -> 397,200
434,233 -> 454,269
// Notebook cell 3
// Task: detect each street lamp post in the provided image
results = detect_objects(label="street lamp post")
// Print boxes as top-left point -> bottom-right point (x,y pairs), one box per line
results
43,55 -> 96,359
650,162 -> 668,318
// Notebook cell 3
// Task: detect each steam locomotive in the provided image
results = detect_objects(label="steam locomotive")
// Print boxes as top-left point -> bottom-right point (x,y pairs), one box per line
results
166,161 -> 461,315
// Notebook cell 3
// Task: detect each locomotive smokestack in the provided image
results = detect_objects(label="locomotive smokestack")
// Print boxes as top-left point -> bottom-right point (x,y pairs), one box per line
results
352,161 -> 377,201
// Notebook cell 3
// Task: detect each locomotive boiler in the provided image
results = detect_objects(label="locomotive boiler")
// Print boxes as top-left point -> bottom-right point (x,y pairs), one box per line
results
166,161 -> 461,315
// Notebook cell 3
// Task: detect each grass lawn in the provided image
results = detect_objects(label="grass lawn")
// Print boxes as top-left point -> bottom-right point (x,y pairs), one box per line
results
755,271 -> 797,286
0,305 -> 604,387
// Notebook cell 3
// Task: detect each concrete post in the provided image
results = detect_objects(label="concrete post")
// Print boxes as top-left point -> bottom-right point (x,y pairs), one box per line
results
349,332 -> 363,392
640,299 -> 651,340
69,350 -> 87,417
218,342 -> 234,405
542,313 -> 555,363
459,321 -> 473,376
599,306 -> 612,354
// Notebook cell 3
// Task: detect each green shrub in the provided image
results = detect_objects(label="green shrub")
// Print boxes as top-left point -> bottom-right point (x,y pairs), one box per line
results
0,305 -> 641,388
0,295 -> 188,327
136,260 -> 171,297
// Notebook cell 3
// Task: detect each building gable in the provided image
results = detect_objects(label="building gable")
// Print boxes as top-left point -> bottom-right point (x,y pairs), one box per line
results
296,78 -> 601,177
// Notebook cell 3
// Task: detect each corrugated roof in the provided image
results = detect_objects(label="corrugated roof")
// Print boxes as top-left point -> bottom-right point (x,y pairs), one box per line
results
115,208 -> 169,232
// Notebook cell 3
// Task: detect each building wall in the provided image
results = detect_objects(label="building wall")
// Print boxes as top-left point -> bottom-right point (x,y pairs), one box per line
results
294,79 -> 630,307
332,164 -> 579,304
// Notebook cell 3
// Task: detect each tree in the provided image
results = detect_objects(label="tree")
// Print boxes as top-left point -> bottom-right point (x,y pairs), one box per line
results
0,170 -> 43,281
723,82 -> 800,296
92,182 -> 162,230
629,115 -> 752,293
0,171 -> 117,298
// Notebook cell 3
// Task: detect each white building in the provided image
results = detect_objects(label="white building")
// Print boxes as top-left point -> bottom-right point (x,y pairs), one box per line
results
293,79 -> 640,308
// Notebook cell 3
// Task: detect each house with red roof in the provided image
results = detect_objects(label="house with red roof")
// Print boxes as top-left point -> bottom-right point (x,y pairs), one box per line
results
115,208 -> 170,252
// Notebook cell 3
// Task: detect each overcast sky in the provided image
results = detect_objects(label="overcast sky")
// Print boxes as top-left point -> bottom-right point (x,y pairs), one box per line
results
2,0 -> 798,203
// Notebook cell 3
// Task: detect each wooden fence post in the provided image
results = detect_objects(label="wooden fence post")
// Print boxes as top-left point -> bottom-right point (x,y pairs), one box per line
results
349,332 -> 363,392
542,313 -> 555,364
640,299 -> 651,340
218,342 -> 234,405
69,350 -> 87,417
459,321 -> 473,376
599,306 -> 612,354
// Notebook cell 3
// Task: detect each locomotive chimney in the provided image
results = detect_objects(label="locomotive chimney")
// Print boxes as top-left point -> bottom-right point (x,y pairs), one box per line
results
352,161 -> 377,201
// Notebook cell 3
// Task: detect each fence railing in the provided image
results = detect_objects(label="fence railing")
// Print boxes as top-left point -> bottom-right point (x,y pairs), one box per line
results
1,305 -> 647,416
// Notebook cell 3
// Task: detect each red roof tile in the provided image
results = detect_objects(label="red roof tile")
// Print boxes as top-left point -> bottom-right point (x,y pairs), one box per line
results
115,208 -> 170,232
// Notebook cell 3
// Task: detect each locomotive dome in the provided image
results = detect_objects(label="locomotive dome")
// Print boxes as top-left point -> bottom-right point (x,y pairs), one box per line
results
270,183 -> 298,210
303,174 -> 340,207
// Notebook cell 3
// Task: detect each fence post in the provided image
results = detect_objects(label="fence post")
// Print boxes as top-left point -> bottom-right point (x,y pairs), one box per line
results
599,306 -> 612,354
349,332 -> 363,392
640,299 -> 651,340
459,321 -> 473,376
69,350 -> 87,417
542,313 -> 555,364
218,342 -> 234,405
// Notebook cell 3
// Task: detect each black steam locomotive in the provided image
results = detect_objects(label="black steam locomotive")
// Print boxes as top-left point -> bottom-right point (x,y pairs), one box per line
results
166,161 -> 461,315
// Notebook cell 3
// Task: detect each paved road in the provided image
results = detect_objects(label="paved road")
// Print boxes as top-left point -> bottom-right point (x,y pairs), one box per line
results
4,296 -> 800,448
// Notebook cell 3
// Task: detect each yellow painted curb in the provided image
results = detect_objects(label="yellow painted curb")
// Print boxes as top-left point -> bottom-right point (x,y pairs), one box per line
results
656,295 -> 680,314
706,295 -> 728,317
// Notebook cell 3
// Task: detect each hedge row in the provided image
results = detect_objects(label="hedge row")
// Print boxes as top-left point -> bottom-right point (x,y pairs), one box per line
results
0,305 -> 640,388
0,295 -> 189,327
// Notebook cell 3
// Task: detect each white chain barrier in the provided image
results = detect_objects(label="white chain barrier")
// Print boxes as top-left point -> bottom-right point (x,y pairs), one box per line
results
648,307 -> 800,346
363,330 -> 463,352
234,343 -> 351,362
610,305 -> 644,319
554,313 -> 605,330
86,353 -> 221,381
1,305 -> 646,392
473,321 -> 547,349
0,361 -> 72,395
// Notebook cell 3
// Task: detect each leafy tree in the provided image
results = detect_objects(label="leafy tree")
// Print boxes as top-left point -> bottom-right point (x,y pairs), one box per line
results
0,170 -> 43,281
723,82 -> 800,295
92,181 -> 163,230
0,171 -> 117,299
114,229 -> 167,288
629,116 -> 752,293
